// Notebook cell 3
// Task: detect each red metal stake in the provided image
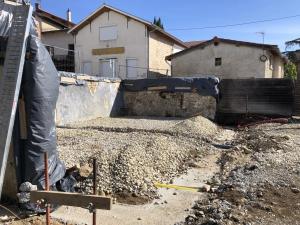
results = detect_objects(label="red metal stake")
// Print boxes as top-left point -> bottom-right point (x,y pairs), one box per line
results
93,158 -> 97,225
44,152 -> 50,225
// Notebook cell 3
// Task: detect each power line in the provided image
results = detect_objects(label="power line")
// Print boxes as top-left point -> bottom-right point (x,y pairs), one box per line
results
167,14 -> 300,31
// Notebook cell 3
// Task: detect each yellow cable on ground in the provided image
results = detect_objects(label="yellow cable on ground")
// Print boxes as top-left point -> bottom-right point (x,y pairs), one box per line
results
154,183 -> 201,192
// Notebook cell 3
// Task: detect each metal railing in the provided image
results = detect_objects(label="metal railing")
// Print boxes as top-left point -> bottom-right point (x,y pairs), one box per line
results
44,45 -> 77,73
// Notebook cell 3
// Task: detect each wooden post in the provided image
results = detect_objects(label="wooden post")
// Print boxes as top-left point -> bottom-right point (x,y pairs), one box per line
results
44,152 -> 50,225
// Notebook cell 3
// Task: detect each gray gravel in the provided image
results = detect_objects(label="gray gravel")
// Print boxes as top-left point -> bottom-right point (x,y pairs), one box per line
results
57,116 -> 220,198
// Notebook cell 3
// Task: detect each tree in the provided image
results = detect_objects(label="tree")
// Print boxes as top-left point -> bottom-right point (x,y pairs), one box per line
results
153,17 -> 164,30
284,62 -> 297,80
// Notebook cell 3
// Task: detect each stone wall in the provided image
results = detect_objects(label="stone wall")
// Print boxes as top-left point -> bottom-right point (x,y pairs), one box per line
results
124,91 -> 216,120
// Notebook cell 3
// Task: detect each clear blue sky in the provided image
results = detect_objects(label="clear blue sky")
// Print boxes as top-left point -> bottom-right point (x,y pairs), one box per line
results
32,0 -> 300,50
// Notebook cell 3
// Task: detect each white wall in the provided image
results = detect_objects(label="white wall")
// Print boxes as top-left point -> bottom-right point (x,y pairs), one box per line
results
74,11 -> 149,79
42,30 -> 74,55
171,42 -> 284,79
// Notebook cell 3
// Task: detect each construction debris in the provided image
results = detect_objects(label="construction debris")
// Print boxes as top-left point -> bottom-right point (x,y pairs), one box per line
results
178,122 -> 300,225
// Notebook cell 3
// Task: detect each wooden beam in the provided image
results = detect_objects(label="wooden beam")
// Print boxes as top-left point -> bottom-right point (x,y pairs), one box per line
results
92,47 -> 125,55
60,77 -> 77,84
147,86 -> 167,91
30,191 -> 112,210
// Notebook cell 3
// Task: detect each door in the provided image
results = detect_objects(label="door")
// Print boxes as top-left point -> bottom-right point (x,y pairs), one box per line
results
82,62 -> 92,75
126,58 -> 138,78
99,59 -> 117,78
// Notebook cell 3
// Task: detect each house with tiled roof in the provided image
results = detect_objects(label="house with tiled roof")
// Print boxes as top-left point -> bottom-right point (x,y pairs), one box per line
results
166,37 -> 287,79
34,3 -> 76,71
69,4 -> 187,79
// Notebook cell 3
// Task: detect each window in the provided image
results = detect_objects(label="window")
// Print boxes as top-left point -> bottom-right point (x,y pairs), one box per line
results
99,58 -> 117,77
68,44 -> 74,56
99,25 -> 117,41
126,58 -> 138,78
215,58 -> 222,66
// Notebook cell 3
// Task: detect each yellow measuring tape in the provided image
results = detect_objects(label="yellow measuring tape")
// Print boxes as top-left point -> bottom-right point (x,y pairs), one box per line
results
154,183 -> 200,192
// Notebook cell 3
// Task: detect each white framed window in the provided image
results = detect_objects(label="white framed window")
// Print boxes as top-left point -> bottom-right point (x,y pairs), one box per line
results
82,61 -> 92,75
99,25 -> 117,41
126,58 -> 138,78
99,58 -> 117,78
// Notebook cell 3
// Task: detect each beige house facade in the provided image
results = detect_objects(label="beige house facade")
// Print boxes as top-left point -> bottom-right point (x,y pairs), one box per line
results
69,4 -> 187,79
34,4 -> 75,60
166,37 -> 287,79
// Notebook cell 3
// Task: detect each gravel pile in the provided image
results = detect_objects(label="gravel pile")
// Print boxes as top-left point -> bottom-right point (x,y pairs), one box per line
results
57,116 -> 219,198
174,116 -> 219,137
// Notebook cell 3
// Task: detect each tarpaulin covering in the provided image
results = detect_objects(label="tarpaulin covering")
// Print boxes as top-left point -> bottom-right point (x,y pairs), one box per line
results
0,4 -> 13,37
122,77 -> 219,97
22,35 -> 65,189
0,3 -> 66,192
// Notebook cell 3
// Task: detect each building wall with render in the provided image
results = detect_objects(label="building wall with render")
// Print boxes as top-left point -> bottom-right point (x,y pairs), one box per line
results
171,42 -> 284,79
74,10 -> 149,79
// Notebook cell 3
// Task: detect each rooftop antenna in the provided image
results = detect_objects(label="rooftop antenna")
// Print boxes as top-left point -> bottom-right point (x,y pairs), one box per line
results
256,31 -> 267,61
256,31 -> 265,44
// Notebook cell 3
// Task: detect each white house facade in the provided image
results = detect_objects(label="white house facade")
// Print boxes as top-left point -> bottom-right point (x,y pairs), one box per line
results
69,4 -> 187,79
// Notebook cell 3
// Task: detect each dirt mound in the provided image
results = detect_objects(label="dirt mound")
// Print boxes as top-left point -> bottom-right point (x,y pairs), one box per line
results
179,123 -> 300,225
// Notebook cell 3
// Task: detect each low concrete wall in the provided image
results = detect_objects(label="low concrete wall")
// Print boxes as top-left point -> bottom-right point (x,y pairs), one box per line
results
56,80 -> 122,125
124,91 -> 216,119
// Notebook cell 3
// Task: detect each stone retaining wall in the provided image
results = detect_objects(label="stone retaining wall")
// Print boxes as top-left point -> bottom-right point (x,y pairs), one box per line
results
124,91 -> 216,120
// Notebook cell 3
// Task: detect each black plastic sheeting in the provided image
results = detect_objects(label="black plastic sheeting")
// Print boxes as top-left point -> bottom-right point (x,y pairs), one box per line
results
0,4 -> 67,199
122,77 -> 220,98
22,35 -> 66,189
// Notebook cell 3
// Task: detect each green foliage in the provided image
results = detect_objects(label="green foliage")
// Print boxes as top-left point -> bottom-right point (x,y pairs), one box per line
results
153,17 -> 164,30
284,51 -> 297,64
284,62 -> 297,80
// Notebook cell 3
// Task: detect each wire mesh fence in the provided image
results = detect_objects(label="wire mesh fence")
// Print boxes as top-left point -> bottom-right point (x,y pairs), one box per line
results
80,61 -> 170,79
45,45 -> 76,73
44,44 -> 171,78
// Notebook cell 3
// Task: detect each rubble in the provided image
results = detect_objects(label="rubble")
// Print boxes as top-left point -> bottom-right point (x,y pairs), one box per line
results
178,123 -> 300,225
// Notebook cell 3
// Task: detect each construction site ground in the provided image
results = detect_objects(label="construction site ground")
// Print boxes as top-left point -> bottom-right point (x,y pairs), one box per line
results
2,117 -> 300,225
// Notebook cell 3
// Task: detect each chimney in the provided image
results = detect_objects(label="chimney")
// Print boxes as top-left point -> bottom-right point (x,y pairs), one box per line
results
67,8 -> 72,22
35,3 -> 40,10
